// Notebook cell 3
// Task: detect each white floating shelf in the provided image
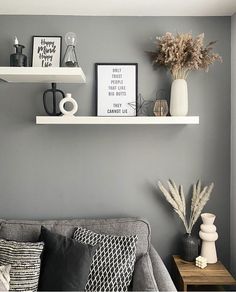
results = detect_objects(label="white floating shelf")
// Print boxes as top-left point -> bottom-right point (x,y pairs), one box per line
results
0,67 -> 86,83
36,116 -> 199,125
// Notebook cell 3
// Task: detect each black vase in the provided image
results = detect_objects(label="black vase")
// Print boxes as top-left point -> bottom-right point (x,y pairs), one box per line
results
181,233 -> 199,262
10,45 -> 27,67
43,83 -> 65,116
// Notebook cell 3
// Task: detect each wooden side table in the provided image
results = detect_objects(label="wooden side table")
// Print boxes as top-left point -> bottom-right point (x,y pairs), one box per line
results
173,255 -> 236,291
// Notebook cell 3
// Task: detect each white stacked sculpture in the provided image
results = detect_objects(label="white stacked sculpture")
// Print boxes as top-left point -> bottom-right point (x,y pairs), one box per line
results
199,213 -> 218,264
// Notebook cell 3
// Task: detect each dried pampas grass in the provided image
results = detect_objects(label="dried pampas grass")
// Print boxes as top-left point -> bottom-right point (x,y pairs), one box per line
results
158,179 -> 214,234
150,32 -> 222,80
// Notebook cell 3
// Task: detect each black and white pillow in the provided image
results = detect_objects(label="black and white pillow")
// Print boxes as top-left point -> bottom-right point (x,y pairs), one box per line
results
0,239 -> 44,291
73,227 -> 138,292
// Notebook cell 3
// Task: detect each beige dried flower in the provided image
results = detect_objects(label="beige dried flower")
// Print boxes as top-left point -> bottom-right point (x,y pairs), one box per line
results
158,179 -> 214,234
150,32 -> 222,79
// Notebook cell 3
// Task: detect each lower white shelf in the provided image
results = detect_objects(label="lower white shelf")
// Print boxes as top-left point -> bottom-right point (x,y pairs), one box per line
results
36,116 -> 199,125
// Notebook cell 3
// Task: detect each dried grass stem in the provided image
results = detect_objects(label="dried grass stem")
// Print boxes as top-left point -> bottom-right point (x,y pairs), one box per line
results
151,32 -> 222,80
158,179 -> 214,234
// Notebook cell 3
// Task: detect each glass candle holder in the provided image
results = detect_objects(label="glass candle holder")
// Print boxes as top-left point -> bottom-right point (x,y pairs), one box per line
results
153,99 -> 168,116
62,32 -> 79,67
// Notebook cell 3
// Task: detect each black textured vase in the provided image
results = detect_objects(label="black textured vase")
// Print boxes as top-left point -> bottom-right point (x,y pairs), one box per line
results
43,83 -> 65,116
10,45 -> 27,67
181,233 -> 199,262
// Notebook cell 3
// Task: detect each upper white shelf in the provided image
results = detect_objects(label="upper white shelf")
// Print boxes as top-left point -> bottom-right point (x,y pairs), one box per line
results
0,67 -> 86,83
36,116 -> 199,125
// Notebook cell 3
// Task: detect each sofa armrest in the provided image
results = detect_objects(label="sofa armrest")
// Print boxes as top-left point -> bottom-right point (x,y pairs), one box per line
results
149,245 -> 177,292
132,253 -> 159,291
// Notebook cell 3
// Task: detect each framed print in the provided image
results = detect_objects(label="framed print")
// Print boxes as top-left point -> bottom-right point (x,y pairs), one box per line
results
96,63 -> 138,116
32,36 -> 62,67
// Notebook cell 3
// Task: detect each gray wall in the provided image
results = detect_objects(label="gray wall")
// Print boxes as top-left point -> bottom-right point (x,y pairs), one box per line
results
231,13 -> 236,276
0,16 -> 231,268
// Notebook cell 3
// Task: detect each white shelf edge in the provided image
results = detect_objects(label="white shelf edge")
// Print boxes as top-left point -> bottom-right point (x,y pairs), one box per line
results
0,67 -> 86,83
36,116 -> 200,125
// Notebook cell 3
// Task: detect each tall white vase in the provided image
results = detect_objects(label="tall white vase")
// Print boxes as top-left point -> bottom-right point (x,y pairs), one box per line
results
199,213 -> 218,264
170,79 -> 188,116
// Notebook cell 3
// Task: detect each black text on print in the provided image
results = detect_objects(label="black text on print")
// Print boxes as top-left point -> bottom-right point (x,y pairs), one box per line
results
37,39 -> 57,67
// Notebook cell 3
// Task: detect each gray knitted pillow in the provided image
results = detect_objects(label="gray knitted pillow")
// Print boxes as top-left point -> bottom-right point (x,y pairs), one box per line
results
73,227 -> 137,292
0,239 -> 44,291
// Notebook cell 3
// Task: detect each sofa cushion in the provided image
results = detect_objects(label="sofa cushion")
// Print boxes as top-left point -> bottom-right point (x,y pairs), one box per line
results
0,239 -> 44,292
38,226 -> 97,291
74,227 -> 137,292
132,253 -> 159,291
0,218 -> 150,258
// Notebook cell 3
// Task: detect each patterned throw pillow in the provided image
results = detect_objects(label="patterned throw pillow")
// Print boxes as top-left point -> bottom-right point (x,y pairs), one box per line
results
0,265 -> 11,291
0,239 -> 44,291
73,227 -> 137,292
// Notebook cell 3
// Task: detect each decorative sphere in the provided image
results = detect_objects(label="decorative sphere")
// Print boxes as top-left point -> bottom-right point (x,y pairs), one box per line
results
65,32 -> 77,46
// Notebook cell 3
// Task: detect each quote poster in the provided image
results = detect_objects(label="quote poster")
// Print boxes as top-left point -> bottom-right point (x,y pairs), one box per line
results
96,64 -> 137,116
32,36 -> 62,67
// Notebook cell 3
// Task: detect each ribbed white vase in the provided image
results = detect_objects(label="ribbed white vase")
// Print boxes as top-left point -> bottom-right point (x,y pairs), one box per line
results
199,213 -> 218,264
170,79 -> 188,116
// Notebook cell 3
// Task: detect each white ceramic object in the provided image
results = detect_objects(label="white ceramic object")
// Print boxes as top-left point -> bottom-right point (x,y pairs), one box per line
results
199,213 -> 218,264
170,79 -> 188,116
195,256 -> 207,269
59,93 -> 78,116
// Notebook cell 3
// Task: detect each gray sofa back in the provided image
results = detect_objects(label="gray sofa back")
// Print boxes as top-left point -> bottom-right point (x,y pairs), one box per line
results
0,217 -> 151,258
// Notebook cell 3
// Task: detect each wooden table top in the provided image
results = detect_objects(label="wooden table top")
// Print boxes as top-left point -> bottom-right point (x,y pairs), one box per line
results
173,255 -> 236,286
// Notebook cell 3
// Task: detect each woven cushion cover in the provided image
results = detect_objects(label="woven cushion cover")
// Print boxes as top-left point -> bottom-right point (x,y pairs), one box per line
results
0,239 -> 44,291
74,227 -> 137,291
0,218 -> 150,259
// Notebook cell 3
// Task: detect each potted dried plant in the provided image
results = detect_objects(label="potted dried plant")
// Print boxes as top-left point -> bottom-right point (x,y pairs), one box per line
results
150,33 -> 222,116
158,179 -> 214,261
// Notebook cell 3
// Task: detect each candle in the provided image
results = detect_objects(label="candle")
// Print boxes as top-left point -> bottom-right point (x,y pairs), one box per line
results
195,256 -> 207,269
14,36 -> 19,45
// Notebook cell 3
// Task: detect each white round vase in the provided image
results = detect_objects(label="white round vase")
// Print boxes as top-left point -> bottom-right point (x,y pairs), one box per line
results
170,79 -> 188,116
199,213 -> 218,264
59,93 -> 78,116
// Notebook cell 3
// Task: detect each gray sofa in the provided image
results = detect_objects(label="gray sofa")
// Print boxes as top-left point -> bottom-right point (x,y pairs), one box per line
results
0,217 -> 176,291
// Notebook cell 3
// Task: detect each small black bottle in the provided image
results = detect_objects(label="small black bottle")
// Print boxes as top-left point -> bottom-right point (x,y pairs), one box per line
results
10,38 -> 27,67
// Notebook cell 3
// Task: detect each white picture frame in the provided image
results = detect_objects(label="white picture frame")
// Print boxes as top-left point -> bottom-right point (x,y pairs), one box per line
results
32,36 -> 62,67
96,63 -> 138,116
